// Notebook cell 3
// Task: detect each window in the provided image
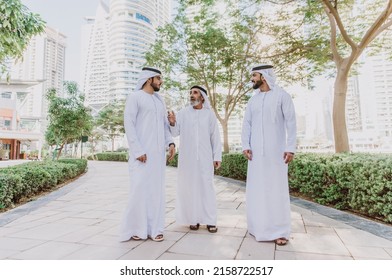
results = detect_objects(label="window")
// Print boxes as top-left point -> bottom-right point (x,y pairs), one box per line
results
1,92 -> 11,99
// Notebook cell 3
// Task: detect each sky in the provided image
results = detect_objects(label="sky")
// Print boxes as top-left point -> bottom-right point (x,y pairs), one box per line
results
21,0 -> 108,83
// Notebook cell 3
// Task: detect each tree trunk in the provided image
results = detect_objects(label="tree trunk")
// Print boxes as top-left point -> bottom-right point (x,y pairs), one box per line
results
56,144 -> 64,160
333,67 -> 350,153
220,119 -> 229,153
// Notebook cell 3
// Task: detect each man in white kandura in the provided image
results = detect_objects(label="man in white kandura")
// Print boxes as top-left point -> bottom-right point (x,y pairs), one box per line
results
241,64 -> 296,246
168,85 -> 222,233
120,67 -> 175,242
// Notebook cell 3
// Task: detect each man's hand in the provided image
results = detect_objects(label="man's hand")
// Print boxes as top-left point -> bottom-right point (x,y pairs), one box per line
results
167,110 -> 176,126
137,154 -> 147,163
214,161 -> 221,169
167,144 -> 176,161
283,152 -> 294,164
243,149 -> 252,160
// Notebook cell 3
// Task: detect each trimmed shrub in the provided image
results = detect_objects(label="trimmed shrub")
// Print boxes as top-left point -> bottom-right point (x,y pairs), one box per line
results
0,173 -> 22,209
215,153 -> 248,181
167,153 -> 178,167
289,153 -> 392,223
168,152 -> 392,223
58,158 -> 88,175
0,159 -> 87,210
168,153 -> 247,181
94,152 -> 128,162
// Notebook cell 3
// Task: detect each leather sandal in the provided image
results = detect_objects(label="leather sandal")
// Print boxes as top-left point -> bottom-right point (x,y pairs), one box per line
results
207,225 -> 218,233
131,236 -> 141,240
274,238 -> 288,246
150,234 -> 164,242
189,223 -> 200,230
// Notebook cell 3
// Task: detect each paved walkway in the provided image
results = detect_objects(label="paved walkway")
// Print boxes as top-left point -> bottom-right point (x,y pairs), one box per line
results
0,161 -> 391,260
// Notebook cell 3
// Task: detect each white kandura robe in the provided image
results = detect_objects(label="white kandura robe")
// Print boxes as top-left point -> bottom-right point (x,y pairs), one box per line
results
170,106 -> 222,226
241,86 -> 296,241
120,90 -> 173,241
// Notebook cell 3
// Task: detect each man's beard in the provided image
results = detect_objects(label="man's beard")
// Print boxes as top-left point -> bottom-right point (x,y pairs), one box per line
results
190,98 -> 201,106
151,82 -> 160,92
252,80 -> 263,89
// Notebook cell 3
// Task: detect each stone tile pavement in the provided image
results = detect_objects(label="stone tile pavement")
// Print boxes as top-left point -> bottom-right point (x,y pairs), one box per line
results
0,160 -> 391,260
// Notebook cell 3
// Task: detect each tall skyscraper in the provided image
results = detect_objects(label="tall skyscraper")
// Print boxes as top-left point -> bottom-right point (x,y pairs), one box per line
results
359,52 -> 392,140
1,26 -> 66,158
346,76 -> 362,132
81,0 -> 172,111
80,1 -> 110,112
370,55 -> 392,139
9,26 -> 67,130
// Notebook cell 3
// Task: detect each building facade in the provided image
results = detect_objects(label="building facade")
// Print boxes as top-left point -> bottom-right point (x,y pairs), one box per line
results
80,1 -> 110,112
357,51 -> 392,151
346,76 -> 363,132
81,0 -> 172,112
9,26 -> 66,130
0,81 -> 43,160
0,26 -> 66,159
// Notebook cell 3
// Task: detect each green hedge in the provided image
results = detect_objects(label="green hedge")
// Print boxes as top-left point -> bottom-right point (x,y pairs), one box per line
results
215,153 -> 247,181
168,152 -> 392,223
90,152 -> 128,162
167,153 -> 179,167
0,159 -> 87,210
91,152 -> 177,164
289,153 -> 392,223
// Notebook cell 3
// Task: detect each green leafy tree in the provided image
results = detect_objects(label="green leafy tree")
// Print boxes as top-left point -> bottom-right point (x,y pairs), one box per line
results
88,127 -> 106,160
146,0 -> 265,152
167,0 -> 392,153
95,100 -> 125,152
249,0 -> 392,152
147,0 -> 323,152
313,0 -> 391,152
45,81 -> 93,159
0,0 -> 45,78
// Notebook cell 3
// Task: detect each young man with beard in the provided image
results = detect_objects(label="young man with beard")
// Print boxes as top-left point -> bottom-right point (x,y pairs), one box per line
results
168,85 -> 222,233
120,67 -> 176,242
241,65 -> 296,246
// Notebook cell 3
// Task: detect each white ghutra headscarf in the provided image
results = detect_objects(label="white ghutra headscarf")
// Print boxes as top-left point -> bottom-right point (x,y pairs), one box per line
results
190,85 -> 211,109
135,66 -> 167,110
250,64 -> 276,90
250,64 -> 283,123
136,67 -> 162,90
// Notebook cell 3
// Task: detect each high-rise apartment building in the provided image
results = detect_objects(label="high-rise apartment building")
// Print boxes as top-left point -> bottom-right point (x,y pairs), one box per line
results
9,26 -> 66,128
1,26 -> 66,158
358,52 -> 392,141
80,1 -> 110,112
346,76 -> 362,132
369,55 -> 392,139
81,0 -> 172,111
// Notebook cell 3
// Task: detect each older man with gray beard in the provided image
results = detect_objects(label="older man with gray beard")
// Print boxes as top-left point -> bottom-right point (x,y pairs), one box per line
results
168,85 -> 222,233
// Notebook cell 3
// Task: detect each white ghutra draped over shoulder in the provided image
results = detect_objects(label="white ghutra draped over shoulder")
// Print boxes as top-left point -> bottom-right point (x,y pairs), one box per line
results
120,67 -> 173,241
242,64 -> 296,241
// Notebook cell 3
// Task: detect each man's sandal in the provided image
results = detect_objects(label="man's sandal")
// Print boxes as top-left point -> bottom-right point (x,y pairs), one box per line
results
207,225 -> 218,233
131,236 -> 141,241
274,238 -> 288,246
150,234 -> 164,242
189,223 -> 200,230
